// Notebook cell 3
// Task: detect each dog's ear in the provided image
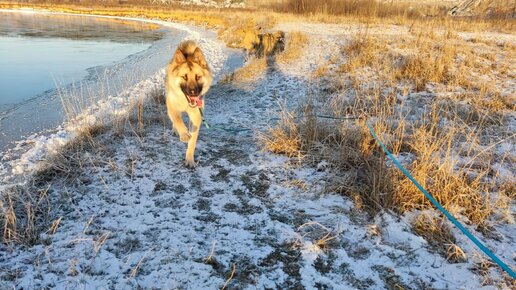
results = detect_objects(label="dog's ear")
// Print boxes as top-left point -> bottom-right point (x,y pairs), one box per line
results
173,49 -> 187,65
192,47 -> 208,69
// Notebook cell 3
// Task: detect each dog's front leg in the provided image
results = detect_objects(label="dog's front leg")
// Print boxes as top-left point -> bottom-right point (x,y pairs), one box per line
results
185,108 -> 202,168
166,98 -> 190,143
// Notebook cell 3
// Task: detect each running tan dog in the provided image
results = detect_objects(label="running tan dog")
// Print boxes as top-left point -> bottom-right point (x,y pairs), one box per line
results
165,40 -> 213,168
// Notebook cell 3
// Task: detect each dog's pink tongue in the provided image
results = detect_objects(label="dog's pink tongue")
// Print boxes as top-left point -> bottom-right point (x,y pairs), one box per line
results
190,96 -> 202,107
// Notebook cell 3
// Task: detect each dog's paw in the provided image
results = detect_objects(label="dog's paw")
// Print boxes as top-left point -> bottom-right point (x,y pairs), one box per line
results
172,127 -> 179,136
179,132 -> 191,143
184,158 -> 197,168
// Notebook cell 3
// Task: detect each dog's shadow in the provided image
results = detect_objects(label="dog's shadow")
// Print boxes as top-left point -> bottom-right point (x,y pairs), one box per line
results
201,31 -> 305,134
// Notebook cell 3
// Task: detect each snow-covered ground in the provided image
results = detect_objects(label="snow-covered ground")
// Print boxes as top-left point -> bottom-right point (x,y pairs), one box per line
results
1,11 -> 515,289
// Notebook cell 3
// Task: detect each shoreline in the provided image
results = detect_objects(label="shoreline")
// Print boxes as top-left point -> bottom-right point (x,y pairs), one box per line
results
0,7 -> 243,180
0,8 -> 167,152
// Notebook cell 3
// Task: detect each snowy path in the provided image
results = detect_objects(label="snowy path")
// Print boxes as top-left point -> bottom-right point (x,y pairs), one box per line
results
0,16 -> 512,290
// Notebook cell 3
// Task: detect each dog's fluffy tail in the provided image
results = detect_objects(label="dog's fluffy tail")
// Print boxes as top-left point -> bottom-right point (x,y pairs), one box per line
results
178,40 -> 199,56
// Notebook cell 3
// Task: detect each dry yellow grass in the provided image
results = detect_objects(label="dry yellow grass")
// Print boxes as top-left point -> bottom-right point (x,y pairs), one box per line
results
257,104 -> 301,158
1,0 -> 514,34
412,213 -> 467,263
1,183 -> 51,245
261,101 -> 395,213
339,30 -> 483,91
260,17 -> 515,249
394,118 -> 492,226
339,35 -> 384,73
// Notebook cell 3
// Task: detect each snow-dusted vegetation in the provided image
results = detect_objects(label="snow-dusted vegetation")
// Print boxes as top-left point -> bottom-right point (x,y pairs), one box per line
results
0,2 -> 515,289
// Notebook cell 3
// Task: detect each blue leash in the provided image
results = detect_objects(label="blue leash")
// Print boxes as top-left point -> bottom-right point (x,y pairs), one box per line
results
199,107 -> 359,133
199,108 -> 251,133
366,122 -> 516,280
198,103 -> 515,279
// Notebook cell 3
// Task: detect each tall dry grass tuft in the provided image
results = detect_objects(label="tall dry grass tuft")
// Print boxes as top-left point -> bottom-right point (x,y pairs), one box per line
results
327,121 -> 395,212
393,40 -> 462,91
339,34 -> 383,73
412,213 -> 466,263
260,99 -> 395,212
1,184 -> 52,245
258,103 -> 301,158
392,109 -> 493,227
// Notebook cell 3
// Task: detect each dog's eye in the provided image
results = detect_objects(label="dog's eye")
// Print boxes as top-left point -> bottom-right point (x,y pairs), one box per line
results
182,75 -> 188,81
195,75 -> 201,81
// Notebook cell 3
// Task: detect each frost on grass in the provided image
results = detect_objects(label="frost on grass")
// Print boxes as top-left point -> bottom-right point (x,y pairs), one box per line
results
1,13 -> 516,290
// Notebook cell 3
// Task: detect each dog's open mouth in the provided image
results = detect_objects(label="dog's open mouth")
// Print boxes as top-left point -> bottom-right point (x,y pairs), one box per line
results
186,94 -> 203,107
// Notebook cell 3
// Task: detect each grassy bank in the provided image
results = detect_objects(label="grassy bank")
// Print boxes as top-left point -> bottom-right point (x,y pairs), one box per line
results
260,18 -> 515,280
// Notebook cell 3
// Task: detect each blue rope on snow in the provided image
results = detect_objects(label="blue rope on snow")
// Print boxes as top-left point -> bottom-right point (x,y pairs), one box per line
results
198,107 -> 515,278
366,122 -> 516,280
199,107 -> 251,133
